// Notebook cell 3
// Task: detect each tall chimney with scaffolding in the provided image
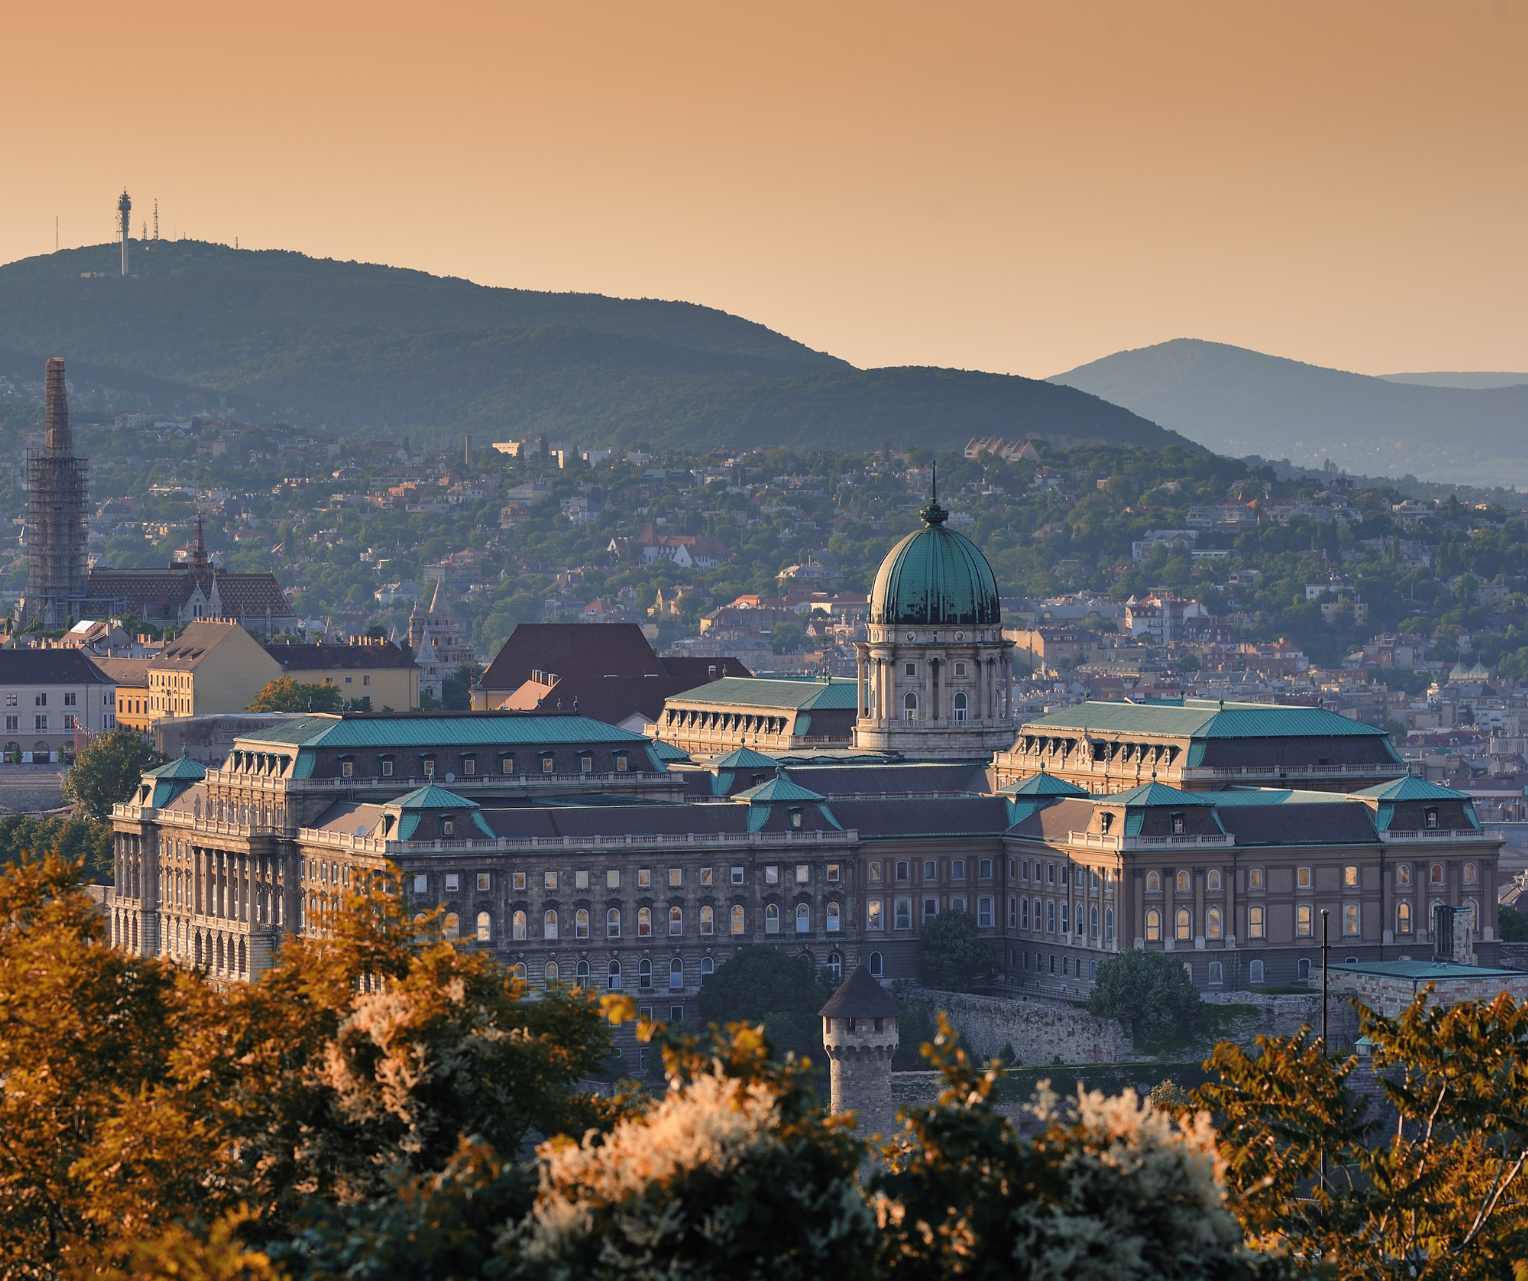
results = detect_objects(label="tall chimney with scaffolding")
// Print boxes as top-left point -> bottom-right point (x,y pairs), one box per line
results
117,190 -> 132,276
19,358 -> 89,629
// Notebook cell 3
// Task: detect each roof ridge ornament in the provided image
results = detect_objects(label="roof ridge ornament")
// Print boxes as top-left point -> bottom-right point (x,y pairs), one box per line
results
919,460 -> 948,526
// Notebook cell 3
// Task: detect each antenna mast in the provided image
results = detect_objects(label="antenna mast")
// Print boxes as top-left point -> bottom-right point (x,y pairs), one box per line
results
117,190 -> 132,277
153,199 -> 159,241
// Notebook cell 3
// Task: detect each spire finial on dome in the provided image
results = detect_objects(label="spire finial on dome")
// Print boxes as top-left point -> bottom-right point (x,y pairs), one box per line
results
919,461 -> 948,526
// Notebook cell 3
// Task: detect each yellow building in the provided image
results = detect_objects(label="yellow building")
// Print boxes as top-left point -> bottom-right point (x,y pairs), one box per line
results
147,621 -> 281,722
92,658 -> 153,732
143,622 -> 422,726
264,636 -> 420,711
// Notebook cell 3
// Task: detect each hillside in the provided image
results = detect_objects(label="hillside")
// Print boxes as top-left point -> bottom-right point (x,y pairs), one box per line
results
0,241 -> 1177,452
1051,338 -> 1528,486
1379,371 -> 1528,390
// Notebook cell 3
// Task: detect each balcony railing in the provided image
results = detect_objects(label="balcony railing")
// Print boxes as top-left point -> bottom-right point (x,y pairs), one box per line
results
1067,830 -> 1236,851
204,769 -> 675,792
298,826 -> 859,856
1379,828 -> 1489,843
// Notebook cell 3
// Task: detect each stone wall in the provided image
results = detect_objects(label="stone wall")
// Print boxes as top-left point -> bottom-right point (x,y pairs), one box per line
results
902,985 -> 1131,1064
1200,989 -> 1358,1050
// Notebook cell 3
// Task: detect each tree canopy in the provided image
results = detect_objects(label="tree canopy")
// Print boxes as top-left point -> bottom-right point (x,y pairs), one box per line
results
1088,948 -> 1204,1052
61,729 -> 162,821
920,910 -> 992,992
247,677 -> 346,714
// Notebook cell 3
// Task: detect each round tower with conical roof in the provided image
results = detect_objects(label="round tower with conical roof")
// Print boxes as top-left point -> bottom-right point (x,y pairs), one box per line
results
853,469 -> 1014,758
820,965 -> 900,1136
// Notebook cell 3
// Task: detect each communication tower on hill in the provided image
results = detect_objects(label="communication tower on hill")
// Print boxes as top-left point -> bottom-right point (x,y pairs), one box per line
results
117,189 -> 132,276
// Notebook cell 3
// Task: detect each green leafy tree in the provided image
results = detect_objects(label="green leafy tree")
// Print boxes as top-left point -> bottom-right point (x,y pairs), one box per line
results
247,677 -> 345,714
61,729 -> 162,821
1198,993 -> 1528,1278
920,910 -> 992,991
1088,949 -> 1204,1052
696,946 -> 830,1063
1500,905 -> 1528,942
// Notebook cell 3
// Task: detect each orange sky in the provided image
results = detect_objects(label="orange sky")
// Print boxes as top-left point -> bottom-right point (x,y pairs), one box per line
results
2,0 -> 1524,376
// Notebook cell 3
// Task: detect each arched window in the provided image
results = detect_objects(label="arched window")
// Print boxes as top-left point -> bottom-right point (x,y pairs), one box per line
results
1430,863 -> 1444,886
638,958 -> 653,991
764,903 -> 781,935
669,905 -> 683,936
544,959 -> 560,986
575,908 -> 590,939
606,907 -> 621,938
637,906 -> 653,938
1206,907 -> 1223,940
543,909 -> 558,940
575,959 -> 591,987
730,904 -> 746,936
1207,869 -> 1222,892
827,950 -> 843,982
700,956 -> 715,978
953,691 -> 968,723
1089,906 -> 1099,936
669,957 -> 684,990
1104,906 -> 1115,943
1175,870 -> 1190,894
1249,959 -> 1265,984
1175,907 -> 1191,941
510,961 -> 527,981
868,950 -> 884,978
1060,902 -> 1070,933
443,912 -> 460,939
512,910 -> 527,941
1145,908 -> 1161,942
607,960 -> 623,991
1396,900 -> 1412,933
700,904 -> 715,935
826,901 -> 841,932
1146,871 -> 1161,893
795,903 -> 810,934
1248,904 -> 1265,939
903,692 -> 918,722
1297,958 -> 1311,980
1046,901 -> 1056,933
475,910 -> 492,943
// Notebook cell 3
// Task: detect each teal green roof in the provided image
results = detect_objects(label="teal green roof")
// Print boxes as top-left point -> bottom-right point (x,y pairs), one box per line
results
869,498 -> 1000,627
1201,787 -> 1357,806
1024,698 -> 1387,740
236,712 -> 648,749
391,784 -> 480,810
648,738 -> 691,762
1354,776 -> 1469,802
998,772 -> 1088,798
1328,959 -> 1521,981
670,676 -> 857,711
733,770 -> 827,804
144,754 -> 206,781
713,747 -> 780,768
1095,781 -> 1216,807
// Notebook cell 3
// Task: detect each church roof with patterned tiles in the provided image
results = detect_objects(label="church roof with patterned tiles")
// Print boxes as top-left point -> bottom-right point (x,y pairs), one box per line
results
85,567 -> 293,619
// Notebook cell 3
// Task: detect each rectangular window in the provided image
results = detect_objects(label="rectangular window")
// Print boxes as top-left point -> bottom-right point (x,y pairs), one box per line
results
381,756 -> 395,777
923,896 -> 939,922
34,693 -> 46,707
477,872 -> 492,892
867,861 -> 882,883
575,870 -> 590,890
866,898 -> 884,931
731,865 -> 745,885
764,865 -> 779,885
978,896 -> 994,928
1343,865 -> 1359,889
1047,864 -> 1056,884
445,873 -> 460,892
795,863 -> 809,884
5,716 -> 16,733
512,871 -> 526,891
951,859 -> 966,881
893,897 -> 912,930
62,714 -> 76,731
700,866 -> 714,887
422,757 -> 436,780
1208,960 -> 1223,985
606,869 -> 620,889
541,754 -> 555,774
462,756 -> 477,776
637,868 -> 652,889
950,894 -> 967,914
543,870 -> 557,891
34,715 -> 46,732
1248,904 -> 1265,938
668,866 -> 683,888
1296,903 -> 1313,937
895,861 -> 910,883
1343,902 -> 1360,937
1248,867 -> 1264,891
340,758 -> 354,779
979,858 -> 993,880
412,873 -> 428,895
1296,866 -> 1313,891
826,863 -> 841,883
63,692 -> 77,707
923,859 -> 937,880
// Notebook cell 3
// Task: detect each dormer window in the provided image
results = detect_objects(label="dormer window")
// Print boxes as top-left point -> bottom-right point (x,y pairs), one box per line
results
541,752 -> 556,775
421,755 -> 436,780
1171,812 -> 1185,835
578,751 -> 593,774
1100,812 -> 1114,834
499,753 -> 515,775
790,806 -> 803,829
461,754 -> 477,777
1424,806 -> 1439,830
614,750 -> 629,773
340,756 -> 354,780
442,817 -> 455,837
380,755 -> 395,778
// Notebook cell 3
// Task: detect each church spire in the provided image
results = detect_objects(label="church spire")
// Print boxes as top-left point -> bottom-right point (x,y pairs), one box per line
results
919,460 -> 948,526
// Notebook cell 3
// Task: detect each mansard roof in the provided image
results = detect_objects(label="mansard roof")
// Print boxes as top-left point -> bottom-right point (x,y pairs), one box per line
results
1353,775 -> 1470,802
669,675 -> 858,711
997,771 -> 1088,798
1095,781 -> 1217,807
732,770 -> 827,804
0,649 -> 114,685
235,711 -> 650,750
1023,698 -> 1387,740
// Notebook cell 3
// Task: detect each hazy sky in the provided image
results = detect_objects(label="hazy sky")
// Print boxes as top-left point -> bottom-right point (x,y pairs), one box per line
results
3,0 -> 1524,377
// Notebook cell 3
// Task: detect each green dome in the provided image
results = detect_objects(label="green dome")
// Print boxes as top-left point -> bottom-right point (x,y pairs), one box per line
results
869,497 -> 1001,627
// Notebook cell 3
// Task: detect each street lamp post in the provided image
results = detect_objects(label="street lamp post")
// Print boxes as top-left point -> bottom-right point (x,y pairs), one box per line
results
1320,906 -> 1330,1192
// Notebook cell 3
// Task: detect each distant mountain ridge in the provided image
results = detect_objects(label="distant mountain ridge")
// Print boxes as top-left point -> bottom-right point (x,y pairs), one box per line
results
1050,338 -> 1528,486
1379,371 -> 1528,390
0,241 -> 1178,453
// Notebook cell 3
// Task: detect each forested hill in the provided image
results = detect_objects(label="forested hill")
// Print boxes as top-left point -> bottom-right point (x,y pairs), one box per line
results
0,240 -> 1179,451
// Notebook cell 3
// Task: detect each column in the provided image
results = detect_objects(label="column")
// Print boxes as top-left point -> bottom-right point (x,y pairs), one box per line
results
856,651 -> 867,718
1163,869 -> 1175,951
924,655 -> 935,725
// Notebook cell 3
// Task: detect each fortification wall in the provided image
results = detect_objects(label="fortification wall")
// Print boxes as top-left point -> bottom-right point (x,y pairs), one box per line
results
902,986 -> 1131,1064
